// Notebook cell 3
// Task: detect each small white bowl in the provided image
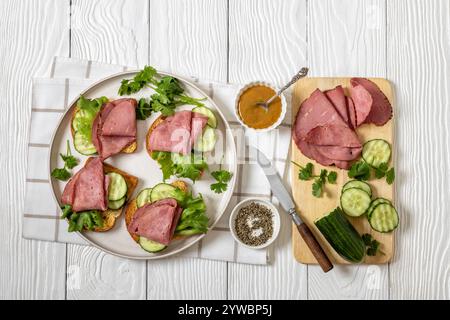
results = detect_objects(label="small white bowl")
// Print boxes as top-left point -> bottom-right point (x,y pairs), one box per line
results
234,81 -> 287,132
229,198 -> 281,250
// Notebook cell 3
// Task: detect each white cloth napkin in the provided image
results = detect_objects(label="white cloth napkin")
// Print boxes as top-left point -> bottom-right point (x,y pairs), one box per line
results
23,57 -> 292,265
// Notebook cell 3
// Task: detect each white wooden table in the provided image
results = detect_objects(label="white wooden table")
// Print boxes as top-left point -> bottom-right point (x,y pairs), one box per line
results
1,0 -> 449,300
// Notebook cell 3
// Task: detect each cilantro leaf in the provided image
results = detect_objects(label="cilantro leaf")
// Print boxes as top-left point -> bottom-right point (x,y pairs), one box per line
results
118,66 -> 157,95
210,167 -> 233,194
362,233 -> 382,256
386,168 -> 395,185
319,169 -> 328,183
293,161 -> 337,197
60,154 -> 78,169
312,179 -> 323,198
327,171 -> 337,184
348,161 -> 371,180
136,98 -> 152,120
51,168 -> 71,181
292,161 -> 313,180
374,162 -> 388,179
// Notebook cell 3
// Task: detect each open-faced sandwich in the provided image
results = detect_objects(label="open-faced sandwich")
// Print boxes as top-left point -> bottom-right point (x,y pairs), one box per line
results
125,181 -> 209,253
61,157 -> 138,232
146,107 -> 218,181
72,96 -> 137,159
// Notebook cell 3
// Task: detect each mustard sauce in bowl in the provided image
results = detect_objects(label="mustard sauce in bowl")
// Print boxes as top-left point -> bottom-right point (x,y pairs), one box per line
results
235,83 -> 286,131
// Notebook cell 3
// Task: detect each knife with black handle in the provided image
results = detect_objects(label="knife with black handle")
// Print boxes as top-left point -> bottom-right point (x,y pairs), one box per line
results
251,146 -> 333,272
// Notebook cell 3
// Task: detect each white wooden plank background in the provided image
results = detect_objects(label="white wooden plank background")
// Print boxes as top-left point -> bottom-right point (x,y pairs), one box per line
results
0,0 -> 448,300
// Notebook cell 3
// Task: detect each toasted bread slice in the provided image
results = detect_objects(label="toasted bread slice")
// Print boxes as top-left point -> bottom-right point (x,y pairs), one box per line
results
83,158 -> 139,232
71,101 -> 137,155
125,180 -> 188,242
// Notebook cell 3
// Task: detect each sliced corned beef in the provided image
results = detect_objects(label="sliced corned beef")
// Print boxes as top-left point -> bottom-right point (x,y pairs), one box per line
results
92,99 -> 137,159
127,198 -> 182,245
305,125 -> 362,148
61,157 -> 108,212
293,89 -> 354,169
325,85 -> 349,124
349,84 -> 372,126
346,96 -> 357,129
148,110 -> 208,155
350,78 -> 393,126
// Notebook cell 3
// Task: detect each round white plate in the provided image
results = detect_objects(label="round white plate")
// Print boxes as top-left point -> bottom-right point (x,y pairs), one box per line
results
49,71 -> 237,260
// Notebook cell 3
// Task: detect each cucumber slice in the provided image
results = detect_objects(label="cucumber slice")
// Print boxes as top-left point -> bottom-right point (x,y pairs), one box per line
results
136,188 -> 153,208
139,237 -> 167,253
362,139 -> 391,168
74,131 -> 97,155
150,183 -> 178,202
342,180 -> 372,197
368,203 -> 399,233
72,110 -> 84,131
107,172 -> 127,201
340,188 -> 371,217
367,198 -> 391,218
193,125 -> 216,152
192,106 -> 217,128
108,196 -> 126,210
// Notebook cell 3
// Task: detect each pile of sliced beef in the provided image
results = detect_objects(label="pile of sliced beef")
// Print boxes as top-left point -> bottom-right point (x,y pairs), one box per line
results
127,198 -> 183,245
293,78 -> 392,169
148,110 -> 208,155
61,157 -> 108,212
92,98 -> 137,159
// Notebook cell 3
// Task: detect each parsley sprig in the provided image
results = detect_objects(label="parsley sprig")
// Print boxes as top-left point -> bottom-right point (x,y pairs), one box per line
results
51,140 -> 79,181
362,233 -> 384,256
348,161 -> 395,185
292,161 -> 337,198
119,66 -> 205,118
210,165 -> 233,194
61,204 -> 103,232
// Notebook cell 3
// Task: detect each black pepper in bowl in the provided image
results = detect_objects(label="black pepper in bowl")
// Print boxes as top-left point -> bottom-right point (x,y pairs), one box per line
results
234,202 -> 274,247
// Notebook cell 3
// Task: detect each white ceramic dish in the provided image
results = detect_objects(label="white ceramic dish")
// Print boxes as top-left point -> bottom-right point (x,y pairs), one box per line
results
49,70 -> 237,260
234,81 -> 287,132
229,198 -> 281,250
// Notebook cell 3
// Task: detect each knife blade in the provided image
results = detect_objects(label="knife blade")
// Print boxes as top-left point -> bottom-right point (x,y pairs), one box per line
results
250,146 -> 333,272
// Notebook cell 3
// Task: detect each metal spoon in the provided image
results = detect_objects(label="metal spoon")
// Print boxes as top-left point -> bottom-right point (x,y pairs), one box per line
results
256,67 -> 309,111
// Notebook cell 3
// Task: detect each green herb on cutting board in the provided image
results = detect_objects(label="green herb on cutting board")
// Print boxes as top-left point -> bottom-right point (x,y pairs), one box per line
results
348,160 -> 395,185
118,65 -> 206,117
362,233 -> 384,256
51,140 -> 79,181
292,161 -> 337,198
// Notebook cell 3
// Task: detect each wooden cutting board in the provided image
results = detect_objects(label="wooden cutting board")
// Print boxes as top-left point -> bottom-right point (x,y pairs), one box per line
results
291,77 -> 395,264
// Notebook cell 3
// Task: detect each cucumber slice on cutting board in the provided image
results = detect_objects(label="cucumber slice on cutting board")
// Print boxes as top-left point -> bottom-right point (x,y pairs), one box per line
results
192,106 -> 217,128
150,183 -> 178,202
362,139 -> 391,168
193,125 -> 216,152
74,131 -> 97,155
340,187 -> 371,217
108,196 -> 126,210
342,180 -> 372,197
367,198 -> 391,218
107,172 -> 127,201
136,188 -> 153,208
315,207 -> 366,263
368,203 -> 399,233
139,237 -> 167,253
